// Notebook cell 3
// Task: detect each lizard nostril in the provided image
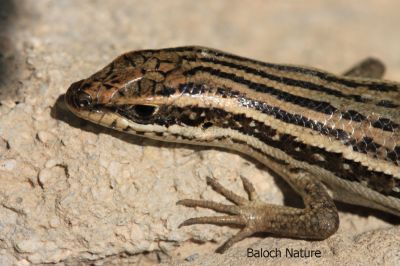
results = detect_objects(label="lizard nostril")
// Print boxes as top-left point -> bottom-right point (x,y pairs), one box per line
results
76,91 -> 92,108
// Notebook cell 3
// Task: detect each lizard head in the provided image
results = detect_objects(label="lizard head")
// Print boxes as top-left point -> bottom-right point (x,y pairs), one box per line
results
65,47 -> 215,139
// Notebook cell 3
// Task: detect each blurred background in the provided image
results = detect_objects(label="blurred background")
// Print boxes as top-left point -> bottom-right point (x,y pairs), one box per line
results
1,0 -> 400,102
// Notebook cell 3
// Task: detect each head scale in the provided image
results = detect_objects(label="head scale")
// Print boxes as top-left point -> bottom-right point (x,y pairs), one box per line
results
65,48 -> 210,139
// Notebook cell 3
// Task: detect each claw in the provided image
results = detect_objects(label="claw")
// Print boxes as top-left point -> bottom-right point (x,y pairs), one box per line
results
206,176 -> 248,205
240,176 -> 259,201
177,199 -> 240,214
216,228 -> 254,253
176,173 -> 338,253
177,176 -> 262,253
179,215 -> 246,228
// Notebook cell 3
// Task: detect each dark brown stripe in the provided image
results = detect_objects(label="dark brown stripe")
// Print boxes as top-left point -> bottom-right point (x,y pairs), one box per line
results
177,83 -> 398,164
163,46 -> 400,93
113,103 -> 398,197
157,86 -> 176,97
341,110 -> 366,122
372,118 -> 400,132
184,56 -> 370,103
388,146 -> 400,164
376,100 -> 399,108
184,66 -> 339,115
182,68 -> 397,132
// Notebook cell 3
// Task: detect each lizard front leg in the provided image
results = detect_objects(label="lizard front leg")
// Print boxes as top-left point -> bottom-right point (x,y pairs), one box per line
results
177,170 -> 339,253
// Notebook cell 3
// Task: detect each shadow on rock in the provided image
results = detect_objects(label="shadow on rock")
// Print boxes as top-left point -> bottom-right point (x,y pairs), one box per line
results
0,0 -> 20,100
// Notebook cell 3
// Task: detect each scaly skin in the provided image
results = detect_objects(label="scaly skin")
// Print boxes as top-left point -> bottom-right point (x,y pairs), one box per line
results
65,47 -> 400,253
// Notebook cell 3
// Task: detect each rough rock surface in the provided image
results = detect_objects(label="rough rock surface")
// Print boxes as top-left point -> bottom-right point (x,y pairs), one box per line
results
0,0 -> 399,265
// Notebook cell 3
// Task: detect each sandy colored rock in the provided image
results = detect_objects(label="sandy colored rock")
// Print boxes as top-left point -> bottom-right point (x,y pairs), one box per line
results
0,0 -> 399,265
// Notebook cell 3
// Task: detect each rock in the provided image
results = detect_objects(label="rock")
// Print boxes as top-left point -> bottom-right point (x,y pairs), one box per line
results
1,1 -> 399,265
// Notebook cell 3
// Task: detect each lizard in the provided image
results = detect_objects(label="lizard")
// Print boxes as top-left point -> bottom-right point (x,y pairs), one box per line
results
65,46 -> 400,253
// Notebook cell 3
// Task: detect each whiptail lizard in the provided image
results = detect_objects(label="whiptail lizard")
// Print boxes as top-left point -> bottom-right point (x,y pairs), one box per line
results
65,47 -> 400,253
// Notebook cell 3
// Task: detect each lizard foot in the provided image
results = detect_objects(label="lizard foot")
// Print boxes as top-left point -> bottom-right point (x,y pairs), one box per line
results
177,175 -> 339,253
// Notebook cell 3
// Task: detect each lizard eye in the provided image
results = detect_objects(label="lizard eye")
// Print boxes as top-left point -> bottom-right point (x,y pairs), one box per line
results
76,91 -> 92,108
132,105 -> 158,118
